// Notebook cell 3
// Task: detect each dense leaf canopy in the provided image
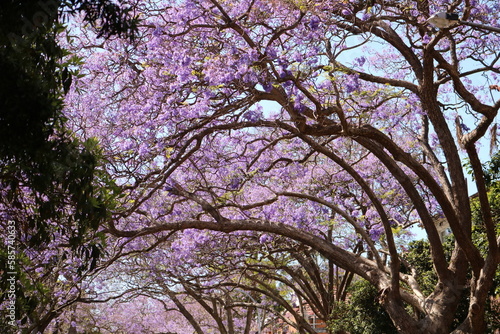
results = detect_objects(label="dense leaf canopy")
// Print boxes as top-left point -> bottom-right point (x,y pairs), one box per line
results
62,0 -> 500,333
3,0 -> 500,333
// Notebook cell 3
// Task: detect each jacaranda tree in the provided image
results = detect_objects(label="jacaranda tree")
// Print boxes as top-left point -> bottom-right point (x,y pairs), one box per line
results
63,0 -> 500,333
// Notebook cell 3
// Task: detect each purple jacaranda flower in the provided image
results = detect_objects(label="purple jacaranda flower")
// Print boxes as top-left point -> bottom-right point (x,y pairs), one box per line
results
369,227 -> 384,241
243,108 -> 263,122
229,175 -> 243,190
259,234 -> 272,243
345,74 -> 360,93
342,9 -> 352,16
308,16 -> 320,30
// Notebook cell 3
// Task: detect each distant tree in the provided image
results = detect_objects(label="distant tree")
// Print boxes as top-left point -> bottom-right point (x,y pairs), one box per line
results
329,279 -> 398,334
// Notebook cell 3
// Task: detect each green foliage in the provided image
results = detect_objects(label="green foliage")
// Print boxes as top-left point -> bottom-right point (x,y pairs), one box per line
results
328,280 -> 398,334
402,239 -> 440,296
473,151 -> 500,296
483,153 -> 500,187
0,2 -> 63,162
63,0 -> 139,40
402,232 -> 499,332
0,1 -> 132,331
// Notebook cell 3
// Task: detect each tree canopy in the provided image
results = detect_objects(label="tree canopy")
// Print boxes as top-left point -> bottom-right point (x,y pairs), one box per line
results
3,0 -> 500,333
